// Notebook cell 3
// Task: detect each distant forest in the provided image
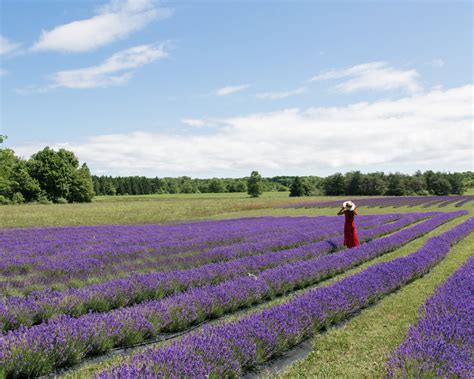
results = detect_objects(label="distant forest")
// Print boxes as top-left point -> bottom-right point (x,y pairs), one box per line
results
1,142 -> 472,205
93,171 -> 473,197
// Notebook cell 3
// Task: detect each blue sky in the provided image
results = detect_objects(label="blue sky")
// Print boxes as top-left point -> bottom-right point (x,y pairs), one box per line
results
1,0 -> 472,177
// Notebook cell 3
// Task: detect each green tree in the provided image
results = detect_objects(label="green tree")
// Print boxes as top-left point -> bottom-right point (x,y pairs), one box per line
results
289,177 -> 304,197
345,171 -> 363,195
27,147 -> 94,202
430,176 -> 452,195
0,135 -> 6,144
11,161 -> 43,202
227,180 -> 247,193
0,149 -> 18,199
407,175 -> 426,195
446,173 -> 464,195
359,173 -> 387,195
386,173 -> 407,196
208,178 -> 226,193
0,149 -> 42,202
247,171 -> 263,197
68,164 -> 95,202
323,173 -> 346,195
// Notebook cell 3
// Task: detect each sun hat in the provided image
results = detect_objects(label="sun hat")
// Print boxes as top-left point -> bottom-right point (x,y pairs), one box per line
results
343,201 -> 356,211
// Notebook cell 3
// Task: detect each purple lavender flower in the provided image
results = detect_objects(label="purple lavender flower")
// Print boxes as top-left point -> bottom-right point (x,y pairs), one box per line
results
0,212 -> 468,377
387,257 -> 473,378
94,217 -> 473,379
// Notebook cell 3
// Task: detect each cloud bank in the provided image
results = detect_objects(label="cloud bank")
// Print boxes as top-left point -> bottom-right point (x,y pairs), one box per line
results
13,85 -> 473,177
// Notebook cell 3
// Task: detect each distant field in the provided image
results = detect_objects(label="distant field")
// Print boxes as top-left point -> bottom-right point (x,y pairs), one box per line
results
0,192 -> 472,229
0,192 -> 354,229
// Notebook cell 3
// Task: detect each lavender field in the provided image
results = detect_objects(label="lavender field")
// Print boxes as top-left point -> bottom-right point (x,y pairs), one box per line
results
282,195 -> 474,210
0,200 -> 473,378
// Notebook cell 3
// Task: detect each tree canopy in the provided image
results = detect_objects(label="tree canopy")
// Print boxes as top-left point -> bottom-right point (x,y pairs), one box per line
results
0,147 -> 94,204
247,171 -> 263,198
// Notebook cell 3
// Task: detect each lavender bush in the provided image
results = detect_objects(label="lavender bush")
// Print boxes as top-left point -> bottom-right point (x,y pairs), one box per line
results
387,257 -> 473,378
0,212 -> 465,377
0,214 -> 425,332
94,217 -> 474,379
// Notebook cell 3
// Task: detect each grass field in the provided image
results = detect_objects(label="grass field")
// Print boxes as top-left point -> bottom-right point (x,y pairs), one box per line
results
1,194 -> 472,378
0,192 -> 365,228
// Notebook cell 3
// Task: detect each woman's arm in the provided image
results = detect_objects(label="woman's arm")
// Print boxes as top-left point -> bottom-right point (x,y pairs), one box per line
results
354,208 -> 358,215
337,208 -> 345,215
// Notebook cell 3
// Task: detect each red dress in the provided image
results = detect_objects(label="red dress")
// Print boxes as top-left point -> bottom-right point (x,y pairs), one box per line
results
344,210 -> 359,248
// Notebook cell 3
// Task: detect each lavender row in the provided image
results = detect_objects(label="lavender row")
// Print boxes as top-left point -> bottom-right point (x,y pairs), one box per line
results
0,217 -> 337,277
0,212 -> 460,377
387,257 -> 473,378
282,195 -> 473,210
94,217 -> 474,379
0,214 -> 422,332
0,216 -> 352,296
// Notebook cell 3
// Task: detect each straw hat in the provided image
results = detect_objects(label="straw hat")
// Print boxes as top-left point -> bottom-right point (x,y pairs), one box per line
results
343,201 -> 356,211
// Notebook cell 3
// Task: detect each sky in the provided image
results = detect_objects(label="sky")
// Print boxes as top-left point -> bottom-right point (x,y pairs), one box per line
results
1,0 -> 473,178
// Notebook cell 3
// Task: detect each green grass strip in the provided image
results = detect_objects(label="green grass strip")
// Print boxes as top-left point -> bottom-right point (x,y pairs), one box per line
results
274,230 -> 473,378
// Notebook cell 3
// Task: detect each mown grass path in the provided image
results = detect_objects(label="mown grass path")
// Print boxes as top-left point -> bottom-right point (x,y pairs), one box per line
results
274,228 -> 473,378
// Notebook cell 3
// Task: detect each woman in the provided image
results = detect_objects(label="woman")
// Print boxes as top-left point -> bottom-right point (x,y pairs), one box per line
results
337,201 -> 360,248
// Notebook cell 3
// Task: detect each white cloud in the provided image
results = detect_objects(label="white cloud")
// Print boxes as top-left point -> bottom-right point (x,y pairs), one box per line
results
48,43 -> 167,89
216,84 -> 250,96
31,0 -> 172,53
311,61 -> 422,94
182,118 -> 205,127
256,87 -> 306,100
13,85 -> 473,176
0,35 -> 21,55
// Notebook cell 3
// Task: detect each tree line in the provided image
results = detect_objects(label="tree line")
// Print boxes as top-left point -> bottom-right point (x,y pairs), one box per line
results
93,170 -> 470,197
91,174 -> 288,196
0,143 -> 471,204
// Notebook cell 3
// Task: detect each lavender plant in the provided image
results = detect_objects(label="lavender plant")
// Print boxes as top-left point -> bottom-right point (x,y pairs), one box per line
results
387,257 -> 473,378
94,217 -> 474,379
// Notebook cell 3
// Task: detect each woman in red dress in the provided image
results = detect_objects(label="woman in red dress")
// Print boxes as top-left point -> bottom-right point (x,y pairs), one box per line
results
337,201 -> 360,248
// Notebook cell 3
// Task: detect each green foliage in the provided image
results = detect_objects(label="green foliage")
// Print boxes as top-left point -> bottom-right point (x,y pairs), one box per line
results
227,180 -> 247,193
247,171 -> 263,198
323,173 -> 346,196
68,164 -> 95,203
386,173 -> 407,196
0,147 -> 94,204
11,192 -> 25,204
429,176 -> 452,195
289,177 -> 313,197
446,173 -> 464,195
28,147 -> 75,201
28,147 -> 94,203
11,161 -> 43,202
345,171 -> 364,195
0,135 -> 6,144
318,171 -> 468,197
89,171 -> 470,197
208,178 -> 226,193
0,149 -> 42,203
